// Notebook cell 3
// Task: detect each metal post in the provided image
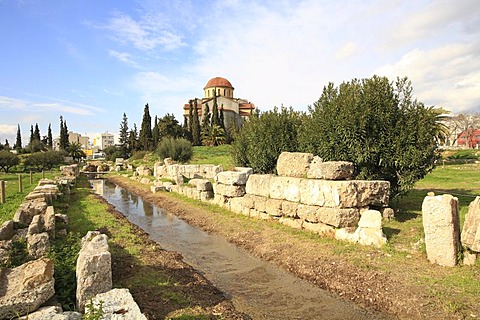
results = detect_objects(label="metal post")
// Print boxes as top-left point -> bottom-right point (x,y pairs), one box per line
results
30,171 -> 33,184
18,174 -> 23,192
0,181 -> 5,204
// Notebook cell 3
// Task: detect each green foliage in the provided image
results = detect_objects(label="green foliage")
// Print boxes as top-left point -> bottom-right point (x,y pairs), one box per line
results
158,113 -> 184,140
157,137 -> 193,163
24,150 -> 64,170
0,238 -> 29,268
190,145 -> 235,169
104,146 -> 123,161
232,107 -> 303,173
83,299 -> 104,320
119,113 -> 130,158
139,103 -> 153,151
298,76 -> 440,198
67,142 -> 86,162
0,150 -> 20,173
447,150 -> 479,160
130,150 -> 148,160
49,233 -> 81,310
192,100 -> 201,146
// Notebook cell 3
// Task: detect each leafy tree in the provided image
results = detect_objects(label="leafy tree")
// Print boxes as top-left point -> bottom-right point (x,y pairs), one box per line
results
24,151 -> 63,171
14,124 -> 22,150
298,75 -> 441,198
158,113 -> 183,139
66,142 -> 86,163
0,150 -> 19,172
202,125 -> 226,146
232,107 -> 303,173
103,145 -> 123,161
119,113 -> 130,157
445,113 -> 480,148
192,100 -> 201,146
201,103 -> 211,142
139,103 -> 153,150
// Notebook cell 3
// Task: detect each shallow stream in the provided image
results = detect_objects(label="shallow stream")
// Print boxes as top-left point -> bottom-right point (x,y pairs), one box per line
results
92,179 -> 387,320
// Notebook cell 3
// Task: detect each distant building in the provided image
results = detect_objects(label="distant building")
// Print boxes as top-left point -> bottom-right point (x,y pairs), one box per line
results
93,132 -> 115,150
68,131 -> 89,148
183,77 -> 255,129
457,129 -> 480,148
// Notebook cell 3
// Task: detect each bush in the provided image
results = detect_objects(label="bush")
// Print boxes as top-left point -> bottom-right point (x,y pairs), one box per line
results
298,76 -> 441,198
232,107 -> 303,173
0,150 -> 20,173
157,137 -> 193,163
24,150 -> 64,170
130,150 -> 147,160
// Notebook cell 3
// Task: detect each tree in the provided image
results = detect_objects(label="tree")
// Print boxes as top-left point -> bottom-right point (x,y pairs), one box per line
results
128,123 -> 139,152
59,116 -> 70,151
232,107 -> 303,173
192,100 -> 202,146
119,113 -> 129,157
158,114 -> 183,139
14,124 -> 22,150
34,123 -> 41,141
47,124 -> 53,149
157,137 -> 193,163
67,142 -> 86,163
0,150 -> 19,173
219,105 -> 225,130
445,113 -> 480,147
24,151 -> 63,171
28,123 -> 45,153
298,75 -> 441,198
188,100 -> 194,134
212,90 -> 220,127
201,103 -> 211,142
202,125 -> 226,146
152,116 -> 160,149
139,104 -> 153,151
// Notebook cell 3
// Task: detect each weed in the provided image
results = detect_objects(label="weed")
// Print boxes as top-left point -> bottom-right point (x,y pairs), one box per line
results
83,299 -> 104,320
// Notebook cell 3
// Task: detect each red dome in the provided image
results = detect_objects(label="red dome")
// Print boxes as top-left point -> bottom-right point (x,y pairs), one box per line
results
204,77 -> 233,89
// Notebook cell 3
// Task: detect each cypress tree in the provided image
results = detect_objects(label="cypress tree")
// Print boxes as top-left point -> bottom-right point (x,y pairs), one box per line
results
192,100 -> 201,146
47,124 -> 53,149
34,123 -> 41,141
128,123 -> 139,152
119,113 -> 129,156
188,100 -> 194,133
29,125 -> 34,145
152,115 -> 160,149
15,124 -> 22,150
219,105 -> 225,129
139,104 -> 153,150
212,90 -> 220,127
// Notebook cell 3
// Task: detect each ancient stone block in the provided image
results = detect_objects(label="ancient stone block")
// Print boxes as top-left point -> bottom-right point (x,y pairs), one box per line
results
307,159 -> 354,180
153,162 -> 166,178
297,204 -> 319,222
28,215 -> 44,235
140,177 -> 151,185
189,179 -> 213,191
461,196 -> 480,252
44,206 -> 55,239
27,232 -> 50,259
357,210 -> 387,247
269,176 -> 303,202
253,195 -> 267,212
85,288 -> 147,320
214,183 -> 246,197
281,201 -> 298,218
234,167 -> 253,175
316,207 -> 361,228
151,185 -> 167,193
136,165 -> 152,176
0,220 -> 14,241
276,152 -> 313,177
19,306 -> 82,320
278,217 -> 303,230
265,198 -> 283,217
216,171 -> 248,186
381,207 -> 395,221
303,221 -> 335,237
242,194 -> 256,209
422,194 -> 460,267
0,258 -> 55,319
245,174 -> 273,198
230,197 -> 244,214
76,232 -> 112,312
299,179 -> 389,208
14,200 -> 48,226
199,191 -> 214,201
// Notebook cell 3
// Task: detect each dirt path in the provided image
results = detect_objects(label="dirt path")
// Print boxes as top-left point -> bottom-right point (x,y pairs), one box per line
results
107,175 -> 452,319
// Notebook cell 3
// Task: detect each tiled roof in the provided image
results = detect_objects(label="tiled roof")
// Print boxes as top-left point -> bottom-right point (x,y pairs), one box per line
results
204,77 -> 233,89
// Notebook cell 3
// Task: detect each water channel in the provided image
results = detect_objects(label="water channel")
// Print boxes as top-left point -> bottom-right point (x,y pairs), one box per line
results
92,179 -> 388,320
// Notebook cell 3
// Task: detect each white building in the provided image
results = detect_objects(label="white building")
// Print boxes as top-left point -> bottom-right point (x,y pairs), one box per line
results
94,132 -> 115,150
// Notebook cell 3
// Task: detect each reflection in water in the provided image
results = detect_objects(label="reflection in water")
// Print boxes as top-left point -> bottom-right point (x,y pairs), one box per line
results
91,179 -> 387,320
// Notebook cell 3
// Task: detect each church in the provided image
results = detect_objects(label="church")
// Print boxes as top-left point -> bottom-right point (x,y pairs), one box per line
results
183,77 -> 255,128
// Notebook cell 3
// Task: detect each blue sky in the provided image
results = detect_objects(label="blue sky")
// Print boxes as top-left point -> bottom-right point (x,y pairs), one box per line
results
0,0 -> 479,145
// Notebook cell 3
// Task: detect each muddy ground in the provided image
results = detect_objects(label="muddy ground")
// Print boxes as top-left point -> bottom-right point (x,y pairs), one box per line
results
106,176 -> 454,320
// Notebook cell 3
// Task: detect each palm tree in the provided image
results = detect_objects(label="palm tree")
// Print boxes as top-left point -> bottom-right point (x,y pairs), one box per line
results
202,125 -> 226,146
67,142 -> 86,163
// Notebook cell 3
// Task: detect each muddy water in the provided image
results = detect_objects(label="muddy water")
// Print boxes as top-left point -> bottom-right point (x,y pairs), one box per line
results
92,180 -> 387,320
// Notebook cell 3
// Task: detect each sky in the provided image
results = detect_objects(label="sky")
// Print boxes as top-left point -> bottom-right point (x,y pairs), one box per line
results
0,0 -> 479,146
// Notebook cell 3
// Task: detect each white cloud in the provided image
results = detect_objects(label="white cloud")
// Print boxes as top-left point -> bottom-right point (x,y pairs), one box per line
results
108,50 -> 140,68
0,124 -> 17,137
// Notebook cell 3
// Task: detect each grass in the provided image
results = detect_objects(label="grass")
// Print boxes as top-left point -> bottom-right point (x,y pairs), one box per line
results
190,145 -> 235,169
0,170 -> 58,223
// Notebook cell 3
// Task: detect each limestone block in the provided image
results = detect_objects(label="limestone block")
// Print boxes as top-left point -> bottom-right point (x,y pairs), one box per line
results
140,177 -> 151,185
27,232 -> 50,258
189,179 -> 213,191
38,178 -> 56,186
0,220 -> 14,241
381,207 -> 395,221
44,206 -> 55,238
278,217 -> 303,230
28,214 -> 44,235
265,198 -> 283,217
307,159 -> 354,180
463,251 -> 477,266
269,176 -> 303,202
242,194 -> 256,209
299,179 -> 389,208
0,240 -> 12,265
136,165 -> 152,176
234,167 -> 253,175
245,174 -> 273,198
214,183 -> 246,197
276,152 -> 313,177
461,196 -> 480,252
356,210 -> 387,247
281,201 -> 298,218
216,171 -> 248,186
14,200 -> 48,226
199,191 -> 214,201
316,207 -> 360,228
213,194 -> 228,207
164,157 -> 175,166
303,221 -> 335,236
230,197 -> 244,214
358,210 -> 383,229
86,288 -> 147,320
253,195 -> 267,212
24,192 -> 48,202
422,194 -> 460,267
335,228 -> 359,243
154,162 -> 166,178
19,306 -> 82,320
0,258 -> 55,319
297,204 -> 319,223
76,233 -> 112,312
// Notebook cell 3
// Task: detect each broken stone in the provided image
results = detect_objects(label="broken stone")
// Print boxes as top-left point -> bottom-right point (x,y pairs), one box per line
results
307,159 -> 354,180
461,196 -> 480,252
0,220 -> 14,241
86,288 -> 147,320
276,152 -> 314,177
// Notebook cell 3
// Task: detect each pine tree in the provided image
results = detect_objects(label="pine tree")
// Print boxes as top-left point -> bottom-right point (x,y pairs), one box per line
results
15,124 -> 22,150
128,123 -> 139,152
139,104 -> 153,150
152,115 -> 160,149
47,124 -> 53,149
119,113 -> 129,157
192,100 -> 201,146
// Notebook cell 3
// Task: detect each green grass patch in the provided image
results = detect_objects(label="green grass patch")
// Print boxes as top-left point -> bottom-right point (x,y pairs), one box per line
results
190,145 -> 235,169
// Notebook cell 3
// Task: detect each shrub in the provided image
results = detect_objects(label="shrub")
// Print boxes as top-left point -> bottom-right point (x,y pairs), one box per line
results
157,137 -> 193,163
24,150 -> 64,170
130,150 -> 147,160
232,107 -> 303,173
0,150 -> 20,173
